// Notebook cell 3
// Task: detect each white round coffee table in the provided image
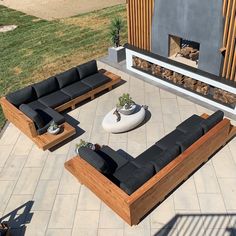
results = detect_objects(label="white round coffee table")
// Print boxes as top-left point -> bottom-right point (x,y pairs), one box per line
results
102,105 -> 146,133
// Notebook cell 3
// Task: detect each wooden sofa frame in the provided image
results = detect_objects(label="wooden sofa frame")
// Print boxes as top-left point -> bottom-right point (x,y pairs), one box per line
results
0,69 -> 121,150
65,114 -> 236,226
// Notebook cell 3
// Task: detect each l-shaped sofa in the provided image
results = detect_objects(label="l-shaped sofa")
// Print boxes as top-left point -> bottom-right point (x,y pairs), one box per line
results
0,60 -> 121,150
65,110 -> 236,225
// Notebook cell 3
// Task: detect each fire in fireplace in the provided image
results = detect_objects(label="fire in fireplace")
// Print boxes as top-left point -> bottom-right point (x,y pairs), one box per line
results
169,35 -> 200,68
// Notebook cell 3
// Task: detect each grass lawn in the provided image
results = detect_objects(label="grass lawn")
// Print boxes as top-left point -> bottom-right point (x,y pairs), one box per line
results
0,4 -> 127,130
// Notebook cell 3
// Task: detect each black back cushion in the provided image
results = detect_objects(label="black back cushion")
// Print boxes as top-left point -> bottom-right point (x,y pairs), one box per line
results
56,68 -> 80,89
33,77 -> 59,98
19,104 -> 45,129
6,86 -> 36,107
77,60 -> 98,79
176,127 -> 203,153
200,110 -> 224,133
78,147 -> 111,174
120,164 -> 155,195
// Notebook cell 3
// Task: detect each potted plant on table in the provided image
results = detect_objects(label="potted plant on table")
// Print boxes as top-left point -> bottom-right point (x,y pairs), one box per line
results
75,139 -> 98,155
116,93 -> 136,115
108,17 -> 126,63
47,121 -> 60,135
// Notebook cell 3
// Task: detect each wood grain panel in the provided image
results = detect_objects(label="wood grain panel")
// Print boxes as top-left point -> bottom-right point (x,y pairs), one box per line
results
126,0 -> 154,51
222,0 -> 236,81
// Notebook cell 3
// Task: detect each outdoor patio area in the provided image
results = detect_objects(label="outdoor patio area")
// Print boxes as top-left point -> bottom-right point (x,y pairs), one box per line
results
0,61 -> 236,236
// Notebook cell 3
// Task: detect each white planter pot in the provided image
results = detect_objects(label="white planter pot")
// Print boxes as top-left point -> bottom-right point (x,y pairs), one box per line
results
119,104 -> 137,115
108,46 -> 126,63
47,127 -> 60,135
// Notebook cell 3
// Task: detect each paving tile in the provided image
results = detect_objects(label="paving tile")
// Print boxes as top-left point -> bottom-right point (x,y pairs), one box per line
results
228,139 -> 236,164
198,193 -> 226,214
4,194 -> 33,215
160,89 -> 176,99
108,142 -> 127,153
0,124 -> 20,146
72,228 -> 97,236
146,122 -> 165,144
204,228 -> 232,236
33,180 -> 59,211
162,113 -> 181,134
98,229 -> 124,236
46,229 -> 72,236
48,194 -> 78,229
194,162 -> 220,193
25,146 -> 48,168
173,178 -> 200,211
13,168 -> 42,195
218,178 -> 236,210
212,147 -> 236,178
148,106 -> 163,123
57,169 -> 81,194
40,154 -> 66,180
0,156 -> 27,181
161,98 -> 179,115
151,197 -> 176,229
77,185 -> 101,211
151,227 -> 178,236
0,145 -> 13,167
72,210 -> 99,230
11,133 -> 33,156
24,211 -> 51,236
178,105 -> 197,121
124,216 -> 150,235
0,181 -> 15,212
145,91 -> 161,108
99,203 -> 124,229
109,132 -> 128,143
175,210 -> 205,236
177,96 -> 195,106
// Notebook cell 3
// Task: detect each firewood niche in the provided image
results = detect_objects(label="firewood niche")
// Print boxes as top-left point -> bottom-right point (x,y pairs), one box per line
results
133,56 -> 236,108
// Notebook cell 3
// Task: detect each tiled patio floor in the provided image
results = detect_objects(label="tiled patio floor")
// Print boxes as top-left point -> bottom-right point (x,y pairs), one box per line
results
0,62 -> 236,236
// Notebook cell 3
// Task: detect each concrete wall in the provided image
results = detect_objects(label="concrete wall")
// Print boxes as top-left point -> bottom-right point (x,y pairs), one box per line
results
151,0 -> 224,76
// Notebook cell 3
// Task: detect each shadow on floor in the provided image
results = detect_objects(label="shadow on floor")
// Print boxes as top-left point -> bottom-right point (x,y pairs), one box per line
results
0,201 -> 34,236
152,213 -> 236,236
49,113 -> 85,152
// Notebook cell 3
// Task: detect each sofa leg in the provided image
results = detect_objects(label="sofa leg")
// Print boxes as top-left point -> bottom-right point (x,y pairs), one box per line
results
91,95 -> 95,100
108,86 -> 112,91
71,104 -> 76,110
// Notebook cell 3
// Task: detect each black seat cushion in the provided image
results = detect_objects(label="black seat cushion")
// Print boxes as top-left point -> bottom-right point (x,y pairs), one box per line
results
61,81 -> 91,99
120,164 -> 155,195
19,104 -> 45,129
33,77 -> 59,98
81,72 -> 111,89
156,129 -> 185,151
113,161 -> 141,183
78,147 -> 112,175
77,60 -> 98,79
27,100 -> 47,111
176,127 -> 203,152
38,90 -> 71,108
56,68 -> 80,89
135,145 -> 164,169
6,86 -> 36,107
200,110 -> 224,133
176,114 -> 204,133
98,145 -> 129,170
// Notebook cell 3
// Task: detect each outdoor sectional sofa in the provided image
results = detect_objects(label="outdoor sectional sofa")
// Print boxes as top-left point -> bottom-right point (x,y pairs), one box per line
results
0,60 -> 121,150
65,110 -> 236,226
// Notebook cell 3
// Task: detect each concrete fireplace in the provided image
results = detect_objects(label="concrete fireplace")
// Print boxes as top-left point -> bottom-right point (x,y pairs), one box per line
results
151,0 -> 224,76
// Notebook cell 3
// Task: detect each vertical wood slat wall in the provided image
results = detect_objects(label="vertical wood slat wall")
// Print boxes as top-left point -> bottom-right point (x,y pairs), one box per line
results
126,0 -> 154,51
222,0 -> 236,81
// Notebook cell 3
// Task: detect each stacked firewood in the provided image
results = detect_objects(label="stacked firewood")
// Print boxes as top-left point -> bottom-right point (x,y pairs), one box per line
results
133,57 -> 152,72
176,46 -> 199,63
183,76 -> 197,90
151,64 -> 162,77
213,88 -> 236,105
171,72 -> 184,85
161,68 -> 173,80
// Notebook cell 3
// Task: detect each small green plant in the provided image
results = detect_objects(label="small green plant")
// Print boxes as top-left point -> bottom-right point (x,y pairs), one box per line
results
49,121 -> 59,131
117,93 -> 134,109
76,139 -> 88,149
109,17 -> 124,47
